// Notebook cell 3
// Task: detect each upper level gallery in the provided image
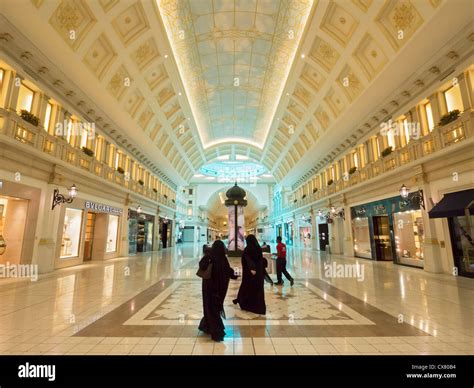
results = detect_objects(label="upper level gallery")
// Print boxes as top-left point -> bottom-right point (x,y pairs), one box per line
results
0,59 -> 177,208
275,63 -> 474,217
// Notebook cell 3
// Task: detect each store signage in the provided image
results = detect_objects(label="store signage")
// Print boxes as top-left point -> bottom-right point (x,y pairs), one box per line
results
373,204 -> 387,215
85,201 -> 122,215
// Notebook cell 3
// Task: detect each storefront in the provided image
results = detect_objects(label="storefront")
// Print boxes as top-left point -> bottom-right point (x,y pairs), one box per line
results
128,210 -> 155,254
316,213 -> 329,251
350,192 -> 425,268
159,216 -> 173,248
429,189 -> 474,278
0,179 -> 41,266
275,223 -> 282,241
56,199 -> 123,268
284,221 -> 294,245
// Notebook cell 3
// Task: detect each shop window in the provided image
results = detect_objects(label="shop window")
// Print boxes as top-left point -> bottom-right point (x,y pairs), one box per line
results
60,208 -> 83,258
393,210 -> 424,265
424,102 -> 434,132
188,188 -> 193,195
106,215 -> 119,253
187,208 -> 193,216
450,215 -> 474,276
444,84 -> 464,113
44,102 -> 52,133
17,83 -> 34,113
0,68 -> 4,92
352,217 -> 371,259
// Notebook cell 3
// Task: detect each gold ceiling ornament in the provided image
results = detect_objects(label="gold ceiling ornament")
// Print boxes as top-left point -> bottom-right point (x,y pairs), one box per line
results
56,3 -> 81,31
392,3 -> 415,30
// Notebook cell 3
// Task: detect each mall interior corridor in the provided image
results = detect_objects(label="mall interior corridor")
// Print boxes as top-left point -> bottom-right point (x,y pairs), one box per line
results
0,243 -> 472,356
0,0 -> 473,380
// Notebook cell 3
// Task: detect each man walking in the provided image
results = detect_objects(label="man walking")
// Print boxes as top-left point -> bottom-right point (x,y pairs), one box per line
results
274,236 -> 294,286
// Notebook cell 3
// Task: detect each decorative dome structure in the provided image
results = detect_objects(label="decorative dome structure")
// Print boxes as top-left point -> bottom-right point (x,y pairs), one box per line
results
224,183 -> 247,207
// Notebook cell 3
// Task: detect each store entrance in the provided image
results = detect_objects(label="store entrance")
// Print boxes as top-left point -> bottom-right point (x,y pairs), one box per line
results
161,222 -> 168,248
137,218 -> 153,253
373,216 -> 393,261
318,223 -> 329,251
84,213 -> 96,261
0,196 -> 28,264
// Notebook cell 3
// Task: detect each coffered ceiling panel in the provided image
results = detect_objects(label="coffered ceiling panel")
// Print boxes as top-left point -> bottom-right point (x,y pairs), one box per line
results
157,0 -> 314,149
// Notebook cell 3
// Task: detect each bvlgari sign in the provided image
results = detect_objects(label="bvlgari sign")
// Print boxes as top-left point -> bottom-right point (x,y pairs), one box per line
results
85,201 -> 122,215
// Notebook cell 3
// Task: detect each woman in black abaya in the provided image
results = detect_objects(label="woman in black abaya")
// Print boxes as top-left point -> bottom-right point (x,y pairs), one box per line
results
198,240 -> 237,342
233,234 -> 266,315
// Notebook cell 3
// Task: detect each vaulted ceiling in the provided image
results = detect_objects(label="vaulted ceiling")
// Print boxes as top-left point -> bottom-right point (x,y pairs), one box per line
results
1,0 -> 471,187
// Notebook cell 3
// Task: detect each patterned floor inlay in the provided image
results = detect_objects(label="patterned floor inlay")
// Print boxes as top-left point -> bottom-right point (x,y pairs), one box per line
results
75,277 -> 428,338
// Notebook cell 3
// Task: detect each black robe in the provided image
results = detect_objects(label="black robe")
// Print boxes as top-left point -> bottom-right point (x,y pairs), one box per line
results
198,253 -> 236,341
235,248 -> 266,315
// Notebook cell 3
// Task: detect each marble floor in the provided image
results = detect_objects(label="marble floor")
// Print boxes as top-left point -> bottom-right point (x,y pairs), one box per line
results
0,243 -> 473,356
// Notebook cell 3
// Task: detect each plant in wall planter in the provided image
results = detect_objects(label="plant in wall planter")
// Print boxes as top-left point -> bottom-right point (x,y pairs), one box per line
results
116,167 -> 125,174
293,199 -> 297,203
19,110 -> 40,126
152,188 -> 158,193
438,109 -> 460,126
138,179 -> 144,186
164,194 -> 168,199
381,146 -> 393,158
172,199 -> 175,203
81,147 -> 94,157
312,188 -> 318,194
327,179 -> 334,186
348,166 -> 357,175
302,194 -> 306,199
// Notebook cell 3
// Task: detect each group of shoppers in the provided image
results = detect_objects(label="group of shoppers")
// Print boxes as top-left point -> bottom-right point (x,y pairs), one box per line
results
197,235 -> 294,342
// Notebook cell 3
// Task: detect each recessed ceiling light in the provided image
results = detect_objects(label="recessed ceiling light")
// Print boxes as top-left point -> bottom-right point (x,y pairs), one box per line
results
286,92 -> 289,96
164,54 -> 169,58
301,54 -> 305,58
178,92 -> 182,96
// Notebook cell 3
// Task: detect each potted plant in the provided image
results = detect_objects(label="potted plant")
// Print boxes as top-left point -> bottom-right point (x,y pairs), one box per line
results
138,179 -> 144,186
19,110 -> 40,126
327,179 -> 334,186
438,109 -> 460,126
117,167 -> 125,174
81,147 -> 94,157
381,146 -> 393,158
348,166 -> 357,175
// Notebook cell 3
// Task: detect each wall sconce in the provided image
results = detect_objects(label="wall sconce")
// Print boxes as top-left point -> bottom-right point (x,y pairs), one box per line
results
52,184 -> 78,210
399,184 -> 424,209
399,184 -> 410,199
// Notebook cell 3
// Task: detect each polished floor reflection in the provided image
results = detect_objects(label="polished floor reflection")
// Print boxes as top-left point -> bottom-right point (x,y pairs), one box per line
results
0,243 -> 473,355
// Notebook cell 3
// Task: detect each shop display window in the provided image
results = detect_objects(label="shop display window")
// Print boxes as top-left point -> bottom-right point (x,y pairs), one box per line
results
352,217 -> 371,259
450,215 -> 474,276
393,210 -> 424,265
106,215 -> 119,253
61,208 -> 83,258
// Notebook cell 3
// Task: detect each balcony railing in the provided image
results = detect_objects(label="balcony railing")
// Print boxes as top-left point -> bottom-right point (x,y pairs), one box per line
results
0,108 -> 176,209
281,110 -> 473,214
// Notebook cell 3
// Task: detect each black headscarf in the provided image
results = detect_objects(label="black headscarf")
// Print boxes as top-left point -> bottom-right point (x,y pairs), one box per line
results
244,234 -> 263,263
210,239 -> 232,319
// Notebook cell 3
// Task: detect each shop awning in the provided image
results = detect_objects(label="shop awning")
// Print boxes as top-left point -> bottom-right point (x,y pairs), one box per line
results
428,189 -> 474,218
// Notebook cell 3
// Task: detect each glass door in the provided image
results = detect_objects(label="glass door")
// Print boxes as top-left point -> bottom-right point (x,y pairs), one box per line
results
84,213 -> 96,261
373,216 -> 392,261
